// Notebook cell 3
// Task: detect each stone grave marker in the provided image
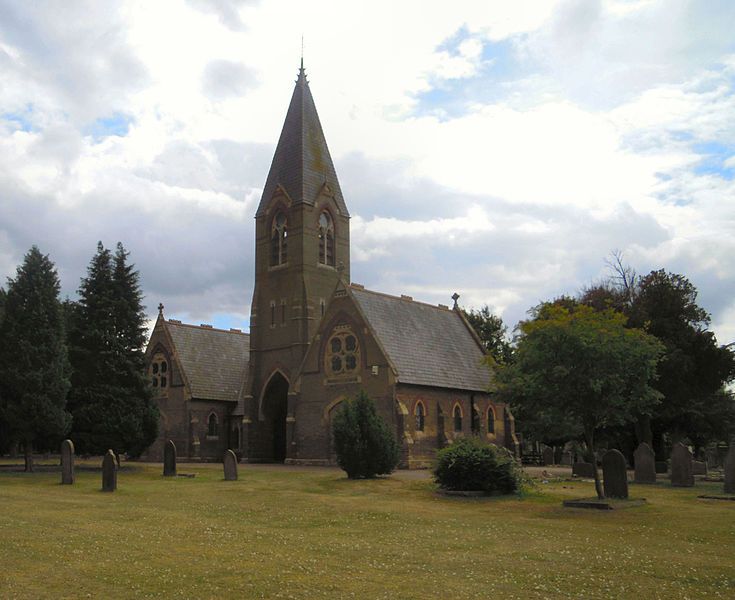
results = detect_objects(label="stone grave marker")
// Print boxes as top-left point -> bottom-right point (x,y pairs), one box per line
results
102,449 -> 117,492
724,443 -> 735,494
560,451 -> 573,466
163,440 -> 177,477
670,442 -> 694,487
602,449 -> 629,499
542,446 -> 554,466
61,439 -> 75,485
692,460 -> 707,476
633,442 -> 656,484
223,449 -> 238,481
572,462 -> 595,478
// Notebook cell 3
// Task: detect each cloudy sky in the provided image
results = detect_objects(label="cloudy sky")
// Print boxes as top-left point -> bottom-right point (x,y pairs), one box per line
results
1,0 -> 734,345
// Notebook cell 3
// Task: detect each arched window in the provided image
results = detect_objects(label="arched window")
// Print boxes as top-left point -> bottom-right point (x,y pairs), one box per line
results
150,353 -> 168,390
487,407 -> 496,435
415,402 -> 425,432
318,211 -> 335,266
325,326 -> 360,377
207,413 -> 219,437
270,211 -> 288,266
453,404 -> 462,432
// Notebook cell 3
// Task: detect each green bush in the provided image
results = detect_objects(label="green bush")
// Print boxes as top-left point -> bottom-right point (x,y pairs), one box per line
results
434,436 -> 522,494
332,391 -> 399,479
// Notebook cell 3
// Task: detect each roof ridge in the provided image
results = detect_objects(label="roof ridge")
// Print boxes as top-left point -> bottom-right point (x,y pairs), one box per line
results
165,320 -> 250,336
348,284 -> 455,312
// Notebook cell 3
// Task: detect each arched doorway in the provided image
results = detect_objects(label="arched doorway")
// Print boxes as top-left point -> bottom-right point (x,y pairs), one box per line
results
261,372 -> 289,462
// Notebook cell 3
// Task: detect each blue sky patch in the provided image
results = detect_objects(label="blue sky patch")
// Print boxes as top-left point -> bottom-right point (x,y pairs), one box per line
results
692,141 -> 735,180
88,113 -> 132,141
2,104 -> 35,132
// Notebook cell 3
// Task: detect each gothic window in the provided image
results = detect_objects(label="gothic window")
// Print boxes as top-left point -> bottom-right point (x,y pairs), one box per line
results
453,404 -> 462,432
415,402 -> 425,432
270,211 -> 288,266
150,353 -> 168,390
487,406 -> 496,435
325,327 -> 360,377
471,397 -> 480,434
318,211 -> 335,266
207,413 -> 219,438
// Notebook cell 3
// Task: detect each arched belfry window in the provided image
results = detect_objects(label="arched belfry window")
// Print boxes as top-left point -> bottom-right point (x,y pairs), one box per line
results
270,211 -> 288,266
318,211 -> 335,266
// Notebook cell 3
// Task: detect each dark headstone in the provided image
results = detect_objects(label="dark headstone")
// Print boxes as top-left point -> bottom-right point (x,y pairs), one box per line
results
554,446 -> 562,465
163,440 -> 177,477
572,462 -> 595,478
541,446 -> 554,466
634,442 -> 656,484
692,460 -> 707,476
670,442 -> 694,487
655,461 -> 668,474
223,449 -> 238,481
602,449 -> 629,499
102,449 -> 117,492
560,451 -> 573,466
724,444 -> 735,494
60,439 -> 75,485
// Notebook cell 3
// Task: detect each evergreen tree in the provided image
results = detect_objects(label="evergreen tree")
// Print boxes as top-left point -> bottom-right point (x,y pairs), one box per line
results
462,305 -> 513,364
0,247 -> 71,470
68,242 -> 158,457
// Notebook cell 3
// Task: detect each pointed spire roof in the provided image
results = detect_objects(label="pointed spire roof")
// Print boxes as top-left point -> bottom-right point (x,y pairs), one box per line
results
256,65 -> 348,217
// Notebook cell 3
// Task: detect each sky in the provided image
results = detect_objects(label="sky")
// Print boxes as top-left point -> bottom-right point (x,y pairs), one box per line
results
1,0 -> 734,345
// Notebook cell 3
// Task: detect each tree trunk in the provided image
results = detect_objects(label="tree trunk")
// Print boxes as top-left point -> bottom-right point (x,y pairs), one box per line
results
24,441 -> 34,473
584,426 -> 604,500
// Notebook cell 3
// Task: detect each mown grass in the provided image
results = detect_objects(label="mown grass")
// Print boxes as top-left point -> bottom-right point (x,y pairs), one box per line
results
0,461 -> 733,599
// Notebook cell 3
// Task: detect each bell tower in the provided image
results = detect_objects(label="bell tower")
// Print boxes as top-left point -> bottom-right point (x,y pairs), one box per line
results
243,64 -> 350,461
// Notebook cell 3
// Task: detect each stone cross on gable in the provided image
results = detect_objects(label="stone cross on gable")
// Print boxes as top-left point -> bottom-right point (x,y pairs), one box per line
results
158,303 -> 164,317
451,292 -> 460,310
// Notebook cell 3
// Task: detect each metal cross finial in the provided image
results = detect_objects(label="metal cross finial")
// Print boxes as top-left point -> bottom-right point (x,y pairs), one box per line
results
301,35 -> 304,69
451,293 -> 460,309
158,302 -> 164,317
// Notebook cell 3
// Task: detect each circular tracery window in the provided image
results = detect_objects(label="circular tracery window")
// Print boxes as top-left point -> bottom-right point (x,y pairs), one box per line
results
325,328 -> 360,376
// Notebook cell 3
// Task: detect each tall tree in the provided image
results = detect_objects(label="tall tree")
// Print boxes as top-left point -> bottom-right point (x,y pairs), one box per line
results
462,305 -> 513,364
0,247 -> 71,470
498,302 -> 663,499
68,242 -> 158,457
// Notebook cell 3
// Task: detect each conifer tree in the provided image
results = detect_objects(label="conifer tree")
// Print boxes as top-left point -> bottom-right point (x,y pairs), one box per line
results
0,247 -> 71,471
68,242 -> 158,457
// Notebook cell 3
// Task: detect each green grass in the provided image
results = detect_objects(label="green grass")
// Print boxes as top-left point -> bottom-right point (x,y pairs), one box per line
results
0,461 -> 733,599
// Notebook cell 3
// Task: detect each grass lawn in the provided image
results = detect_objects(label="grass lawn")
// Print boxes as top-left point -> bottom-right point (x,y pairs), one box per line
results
0,461 -> 733,599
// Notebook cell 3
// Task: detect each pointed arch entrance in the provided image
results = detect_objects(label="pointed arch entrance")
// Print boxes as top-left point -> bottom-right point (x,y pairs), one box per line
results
261,371 -> 289,462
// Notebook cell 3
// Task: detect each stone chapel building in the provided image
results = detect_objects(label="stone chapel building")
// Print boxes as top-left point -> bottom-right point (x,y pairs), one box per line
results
144,66 -> 518,467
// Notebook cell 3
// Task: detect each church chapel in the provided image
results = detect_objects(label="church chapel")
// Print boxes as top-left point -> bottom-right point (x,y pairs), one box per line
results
144,66 -> 517,467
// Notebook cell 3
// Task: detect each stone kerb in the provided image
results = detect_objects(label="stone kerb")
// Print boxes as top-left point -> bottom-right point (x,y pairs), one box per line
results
102,449 -> 117,492
670,442 -> 694,487
602,449 -> 629,499
163,440 -> 177,477
724,443 -> 735,495
61,439 -> 75,485
223,449 -> 238,481
633,442 -> 656,484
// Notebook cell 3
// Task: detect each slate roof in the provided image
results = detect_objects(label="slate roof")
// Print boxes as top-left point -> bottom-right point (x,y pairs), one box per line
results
256,64 -> 348,217
165,321 -> 249,402
350,287 -> 492,392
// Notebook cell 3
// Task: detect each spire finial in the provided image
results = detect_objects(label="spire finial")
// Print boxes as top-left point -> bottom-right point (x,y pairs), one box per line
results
301,35 -> 304,69
451,293 -> 460,310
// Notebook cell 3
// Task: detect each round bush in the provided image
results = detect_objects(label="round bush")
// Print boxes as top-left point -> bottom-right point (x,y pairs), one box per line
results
434,436 -> 522,494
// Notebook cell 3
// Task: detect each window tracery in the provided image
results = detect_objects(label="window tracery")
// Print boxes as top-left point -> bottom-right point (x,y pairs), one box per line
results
150,352 -> 168,390
325,327 -> 360,377
318,211 -> 335,266
270,211 -> 288,266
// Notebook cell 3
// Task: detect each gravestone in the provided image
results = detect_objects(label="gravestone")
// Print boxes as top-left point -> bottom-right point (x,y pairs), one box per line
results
724,443 -> 735,494
572,462 -> 595,478
692,460 -> 707,476
223,449 -> 238,481
60,439 -> 75,485
602,449 -> 629,499
560,451 -> 573,466
633,442 -> 656,484
554,446 -> 562,465
163,440 -> 177,477
102,449 -> 117,492
670,442 -> 694,487
542,446 -> 554,466
655,461 -> 668,474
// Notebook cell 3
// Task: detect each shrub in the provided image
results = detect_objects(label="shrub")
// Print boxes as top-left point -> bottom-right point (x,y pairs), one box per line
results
332,391 -> 399,479
434,436 -> 522,495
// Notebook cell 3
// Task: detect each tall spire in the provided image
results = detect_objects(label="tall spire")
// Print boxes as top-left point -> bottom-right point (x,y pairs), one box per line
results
256,65 -> 348,217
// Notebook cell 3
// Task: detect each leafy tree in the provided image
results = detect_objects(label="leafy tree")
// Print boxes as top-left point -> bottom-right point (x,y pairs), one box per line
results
0,247 -> 71,470
68,242 -> 158,457
332,390 -> 399,478
462,305 -> 512,364
498,303 -> 663,499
